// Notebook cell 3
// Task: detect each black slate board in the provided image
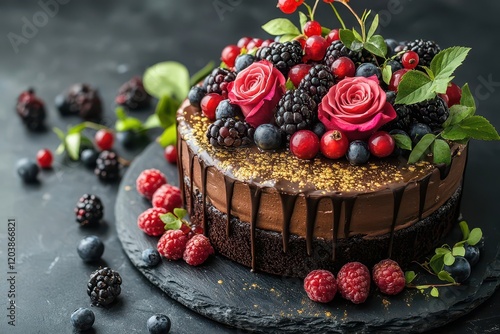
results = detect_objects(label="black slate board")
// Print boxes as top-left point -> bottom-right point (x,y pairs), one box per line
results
116,142 -> 500,333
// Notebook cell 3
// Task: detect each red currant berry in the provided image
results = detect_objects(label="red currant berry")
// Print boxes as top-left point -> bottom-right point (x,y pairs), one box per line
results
246,38 -> 263,51
288,63 -> 312,87
304,35 -> 328,61
304,21 -> 322,37
368,131 -> 395,158
237,37 -> 252,48
221,44 -> 241,68
289,130 -> 320,160
95,129 -> 114,151
401,51 -> 419,70
445,82 -> 462,107
326,29 -> 340,44
260,39 -> 274,47
331,57 -> 356,80
36,148 -> 53,168
277,0 -> 298,14
164,145 -> 177,164
320,130 -> 349,159
200,93 -> 224,121
388,68 -> 409,92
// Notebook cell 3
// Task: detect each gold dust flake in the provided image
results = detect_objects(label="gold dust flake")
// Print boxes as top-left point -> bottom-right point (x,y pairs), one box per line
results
382,299 -> 391,308
297,309 -> 303,314
124,186 -> 131,191
217,280 -> 223,284
325,311 -> 332,317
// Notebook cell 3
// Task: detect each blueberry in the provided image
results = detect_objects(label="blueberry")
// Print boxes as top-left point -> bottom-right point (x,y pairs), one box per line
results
385,39 -> 400,56
464,244 -> 480,266
215,100 -> 241,120
346,140 -> 370,165
409,123 -> 432,144
188,86 -> 206,109
71,307 -> 95,331
386,59 -> 403,74
116,130 -> 137,149
235,54 -> 255,72
80,149 -> 99,168
254,124 -> 282,150
443,256 -> 471,283
385,91 -> 397,105
16,158 -> 39,183
147,314 -> 171,334
355,63 -> 382,81
312,122 -> 326,139
55,93 -> 71,115
77,236 -> 104,262
142,248 -> 161,267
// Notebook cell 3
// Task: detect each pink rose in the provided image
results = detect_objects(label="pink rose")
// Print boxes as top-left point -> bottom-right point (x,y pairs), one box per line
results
228,60 -> 286,128
318,76 -> 396,140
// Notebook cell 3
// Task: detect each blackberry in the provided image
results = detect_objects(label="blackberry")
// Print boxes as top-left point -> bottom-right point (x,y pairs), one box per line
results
256,40 -> 303,76
206,117 -> 254,149
94,150 -> 120,181
205,68 -> 236,97
403,39 -> 440,67
275,89 -> 316,140
56,83 -> 102,120
16,89 -> 46,131
298,64 -> 334,105
408,96 -> 449,131
381,104 -> 412,132
323,40 -> 375,68
116,76 -> 151,110
75,194 -> 104,226
87,267 -> 122,306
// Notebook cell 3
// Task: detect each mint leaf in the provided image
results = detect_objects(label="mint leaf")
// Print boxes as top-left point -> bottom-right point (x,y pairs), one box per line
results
143,61 -> 190,100
173,208 -> 187,220
438,270 -> 456,284
431,47 -> 471,82
299,11 -> 308,32
65,133 -> 81,161
457,115 -> 500,140
116,117 -> 143,132
367,14 -> 379,40
279,34 -> 298,42
435,247 -> 450,255
441,125 -> 469,141
155,95 -> 179,129
430,253 -> 444,274
408,133 -> 435,164
189,61 -> 215,87
431,77 -> 452,95
442,105 -> 475,128
157,124 -> 177,147
460,83 -> 476,110
262,18 -> 300,36
115,106 -> 127,120
467,228 -> 483,246
392,133 -> 412,151
452,246 -> 465,257
459,221 -> 470,240
405,271 -> 416,284
430,287 -> 439,297
160,213 -> 182,231
68,123 -> 87,134
432,139 -> 451,165
53,127 -> 66,142
364,35 -> 387,58
443,252 -> 455,266
143,114 -> 161,130
382,65 -> 392,85
395,70 -> 434,105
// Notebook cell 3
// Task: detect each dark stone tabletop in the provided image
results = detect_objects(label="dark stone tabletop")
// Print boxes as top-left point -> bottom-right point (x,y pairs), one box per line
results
1,0 -> 499,333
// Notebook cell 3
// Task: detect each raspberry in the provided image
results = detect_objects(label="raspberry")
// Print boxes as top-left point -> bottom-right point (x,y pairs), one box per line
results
183,234 -> 214,266
303,269 -> 337,303
137,207 -> 168,236
152,184 -> 182,213
157,230 -> 188,260
337,262 -> 371,304
372,259 -> 406,295
136,169 -> 167,200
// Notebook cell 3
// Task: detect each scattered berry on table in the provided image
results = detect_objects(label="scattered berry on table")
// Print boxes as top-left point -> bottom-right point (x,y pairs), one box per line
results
147,314 -> 171,334
115,76 -> 151,110
137,207 -> 168,236
77,235 -> 105,262
355,63 -> 382,81
116,130 -> 145,149
56,83 -> 103,120
188,86 -> 206,109
136,168 -> 167,200
337,262 -> 371,304
303,269 -> 337,303
75,194 -> 104,226
183,234 -> 214,266
215,100 -> 241,120
464,244 -> 480,266
206,117 -> 254,149
234,54 -> 256,72
254,124 -> 283,151
94,150 -> 121,181
275,89 -> 316,140
80,148 -> 99,168
16,89 -> 46,131
256,40 -> 303,76
288,64 -> 312,88
164,145 -> 177,164
304,35 -> 329,62
157,229 -> 189,260
95,129 -> 114,151
70,308 -> 95,331
221,44 -> 241,68
401,51 -> 420,70
368,131 -> 395,158
205,68 -> 236,97
87,267 -> 122,307
298,64 -> 335,104
16,158 -> 39,183
320,130 -> 349,159
142,248 -> 161,267
201,93 -> 224,121
443,256 -> 471,283
372,259 -> 406,295
152,184 -> 182,213
330,57 -> 356,80
409,123 -> 432,145
304,21 -> 322,37
289,130 -> 320,160
346,140 -> 371,165
36,149 -> 53,169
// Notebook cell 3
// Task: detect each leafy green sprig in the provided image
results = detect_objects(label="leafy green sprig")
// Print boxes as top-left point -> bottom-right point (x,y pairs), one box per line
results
159,208 -> 188,231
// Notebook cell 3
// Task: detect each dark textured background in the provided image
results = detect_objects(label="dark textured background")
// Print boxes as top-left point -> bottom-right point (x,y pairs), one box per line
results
0,0 -> 499,333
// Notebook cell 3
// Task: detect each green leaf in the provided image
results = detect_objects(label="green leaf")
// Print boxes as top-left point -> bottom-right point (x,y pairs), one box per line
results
173,208 -> 187,219
442,105 -> 475,128
460,83 -> 476,110
364,35 -> 387,58
321,26 -> 331,36
339,29 -> 361,51
431,77 -> 452,95
261,18 -> 301,36
408,133 -> 436,164
432,139 -> 451,165
352,29 -> 363,43
382,65 -> 392,86
116,117 -> 143,132
395,70 -> 434,105
431,47 -> 471,82
115,106 -> 127,120
155,95 -> 179,129
68,123 -> 88,134
435,247 -> 450,255
438,270 -> 456,283
467,228 -> 483,246
143,61 -> 190,100
143,114 -> 161,130
53,127 -> 66,142
189,61 -> 215,87
443,252 -> 455,266
367,14 -> 379,40
392,133 -> 412,151
285,79 -> 295,90
65,133 -> 81,161
405,271 -> 416,284
279,34 -> 298,43
456,116 -> 500,140
441,125 -> 469,141
299,11 -> 308,32
157,124 -> 177,147
430,287 -> 439,297
160,213 -> 182,231
421,66 -> 435,80
452,246 -> 466,257
55,143 -> 65,155
459,221 -> 470,240
430,254 -> 444,274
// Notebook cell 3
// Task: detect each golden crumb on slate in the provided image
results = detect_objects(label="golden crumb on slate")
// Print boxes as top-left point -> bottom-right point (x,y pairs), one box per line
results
180,112 -> 435,192
217,280 -> 223,284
